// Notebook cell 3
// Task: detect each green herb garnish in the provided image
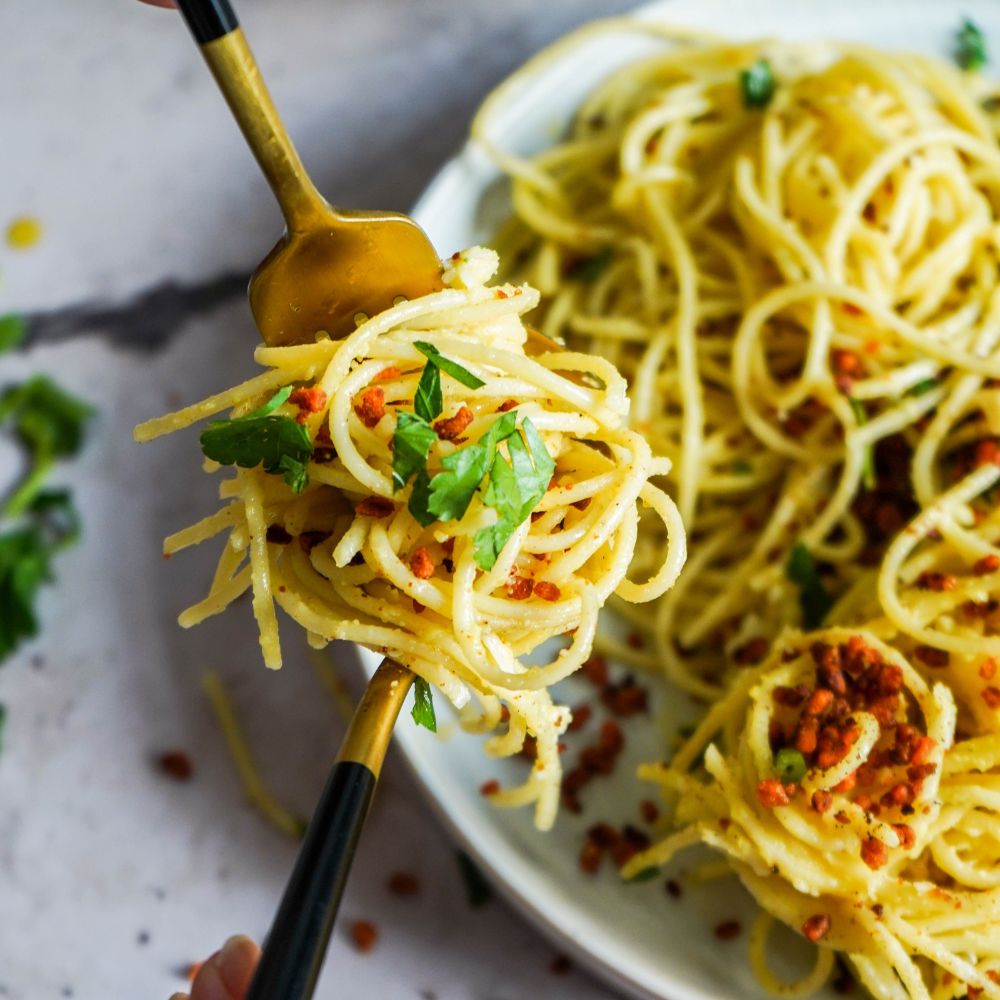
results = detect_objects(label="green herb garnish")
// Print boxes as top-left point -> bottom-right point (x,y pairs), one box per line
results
414,362 -> 443,423
626,866 -> 659,883
414,342 -> 485,391
731,459 -> 754,475
456,851 -> 493,908
411,676 -> 437,732
391,412 -> 437,492
200,387 -> 313,493
786,543 -> 833,630
906,377 -> 940,397
0,315 -> 26,354
474,417 -> 554,569
571,247 -> 614,284
774,747 -> 808,784
740,59 -> 776,108
0,375 -> 94,518
848,397 -> 876,490
957,18 -> 987,71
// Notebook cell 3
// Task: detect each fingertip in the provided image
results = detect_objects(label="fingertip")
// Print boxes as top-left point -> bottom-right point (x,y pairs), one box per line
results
217,935 -> 261,995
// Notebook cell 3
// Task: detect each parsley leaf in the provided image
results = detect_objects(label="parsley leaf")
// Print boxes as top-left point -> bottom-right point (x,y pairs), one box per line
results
0,315 -> 26,354
414,362 -> 443,423
786,543 -> 833,630
407,469 -> 436,527
957,18 -> 987,71
414,342 -> 486,390
426,411 -> 518,522
570,247 -> 614,284
848,397 -> 876,490
0,376 -> 94,517
411,676 -> 437,732
392,412 -> 437,492
906,377 -> 940,397
474,417 -> 554,569
741,59 -> 776,108
0,528 -> 52,661
200,389 -> 313,493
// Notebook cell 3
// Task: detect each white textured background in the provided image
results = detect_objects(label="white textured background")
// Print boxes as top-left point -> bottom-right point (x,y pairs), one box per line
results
0,2 -> 636,998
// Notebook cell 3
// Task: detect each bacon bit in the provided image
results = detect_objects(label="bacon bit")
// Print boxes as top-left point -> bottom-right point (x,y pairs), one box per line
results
386,871 -> 421,896
350,920 -> 378,953
842,302 -> 864,317
157,750 -> 194,781
265,525 -> 292,545
893,823 -> 916,849
534,581 -> 561,602
801,914 -> 831,942
733,637 -> 769,665
640,799 -> 660,824
497,399 -> 519,412
756,778 -> 790,808
975,554 -> 1000,575
881,783 -> 914,808
774,684 -> 809,708
832,350 -> 863,377
581,655 -> 609,687
579,837 -> 603,874
974,440 -> 1000,468
982,686 -> 1000,709
980,658 -> 998,680
289,386 -> 328,422
833,769 -> 857,795
835,810 -> 851,824
804,688 -> 835,717
811,790 -> 833,814
665,879 -> 683,899
505,576 -> 533,600
855,793 -> 874,813
356,496 -> 395,519
480,779 -> 500,797
714,920 -> 742,941
811,643 -> 848,696
914,645 -> 949,669
409,547 -> 435,579
353,386 -> 385,428
434,405 -> 474,441
916,571 -> 957,591
795,716 -> 820,754
911,737 -> 936,766
566,704 -> 592,732
373,366 -> 401,383
601,677 -> 649,717
861,837 -> 889,870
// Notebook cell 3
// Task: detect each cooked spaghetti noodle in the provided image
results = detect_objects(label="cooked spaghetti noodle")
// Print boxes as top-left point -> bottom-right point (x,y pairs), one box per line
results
136,248 -> 684,830
478,21 -> 1000,999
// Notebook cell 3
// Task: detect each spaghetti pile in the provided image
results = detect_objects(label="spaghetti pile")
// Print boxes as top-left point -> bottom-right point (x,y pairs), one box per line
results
478,22 -> 1000,999
136,247 -> 684,829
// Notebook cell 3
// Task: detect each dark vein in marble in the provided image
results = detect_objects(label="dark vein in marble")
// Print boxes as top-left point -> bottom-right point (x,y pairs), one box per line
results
23,271 -> 248,353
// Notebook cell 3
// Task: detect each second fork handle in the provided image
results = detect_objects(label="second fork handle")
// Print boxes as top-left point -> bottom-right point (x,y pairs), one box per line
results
175,0 -> 326,229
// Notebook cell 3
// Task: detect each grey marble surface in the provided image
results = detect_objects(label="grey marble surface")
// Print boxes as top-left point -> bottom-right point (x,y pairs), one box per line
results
0,2 -> 636,998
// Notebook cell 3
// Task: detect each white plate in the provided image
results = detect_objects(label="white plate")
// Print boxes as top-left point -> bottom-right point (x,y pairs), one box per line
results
361,3 -> 1000,998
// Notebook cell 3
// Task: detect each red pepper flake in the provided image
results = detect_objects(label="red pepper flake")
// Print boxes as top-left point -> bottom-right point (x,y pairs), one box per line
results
811,790 -> 833,814
974,440 -> 1000,468
842,302 -> 864,316
480,779 -> 500,797
911,736 -> 936,766
601,677 -> 649,717
714,920 -> 742,941
832,350 -> 863,376
982,686 -> 1000,709
350,920 -> 378,953
801,914 -> 831,942
386,872 -> 421,896
804,688 -> 834,717
289,386 -> 328,423
880,783 -> 914,808
434,405 -> 475,441
640,799 -> 660,824
353,386 -> 385,428
356,496 -> 395,519
505,576 -> 533,600
915,571 -> 957,591
975,554 -> 1000,575
534,581 -> 561,602
581,656 -> 609,687
980,658 -> 998,680
373,366 -> 401,383
579,837 -> 602,874
157,750 -> 194,781
409,547 -> 435,580
893,823 -> 916,849
914,645 -> 949,669
860,837 -> 888,870
497,399 -> 519,412
795,716 -> 819,754
756,778 -> 790,808
566,704 -> 592,732
774,684 -> 809,708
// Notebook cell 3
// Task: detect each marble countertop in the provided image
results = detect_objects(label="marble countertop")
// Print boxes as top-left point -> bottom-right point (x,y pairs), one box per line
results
0,2 -> 636,998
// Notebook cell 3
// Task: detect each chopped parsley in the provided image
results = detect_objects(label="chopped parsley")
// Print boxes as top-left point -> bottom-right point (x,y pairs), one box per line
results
786,543 -> 834,630
200,386 -> 313,493
906,377 -> 940,397
626,866 -> 659,884
391,412 -> 437,491
411,676 -> 437,732
0,314 -> 26,354
774,747 -> 807,784
414,342 -> 485,392
956,18 -> 987,71
413,362 -> 443,423
740,59 -> 776,108
456,850 -> 493,908
731,459 -> 754,475
848,397 -> 876,490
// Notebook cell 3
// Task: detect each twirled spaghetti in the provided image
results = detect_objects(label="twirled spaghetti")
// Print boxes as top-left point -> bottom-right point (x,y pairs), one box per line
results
479,21 -> 1000,999
136,248 -> 684,829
